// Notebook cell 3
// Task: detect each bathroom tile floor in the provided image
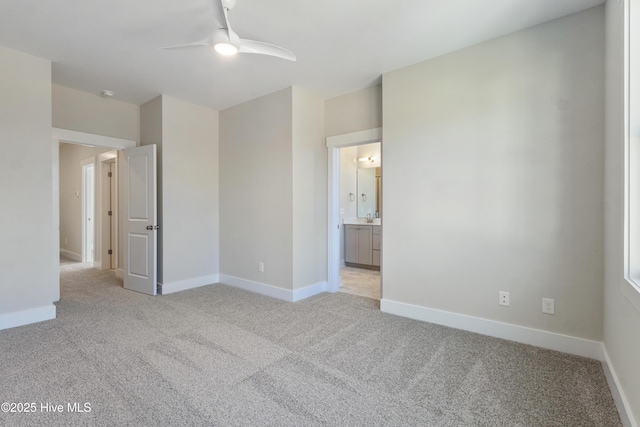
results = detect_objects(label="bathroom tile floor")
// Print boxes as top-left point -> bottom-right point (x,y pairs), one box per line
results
339,266 -> 381,300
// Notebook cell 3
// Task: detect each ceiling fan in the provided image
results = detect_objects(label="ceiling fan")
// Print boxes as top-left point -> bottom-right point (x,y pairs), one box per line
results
163,0 -> 296,61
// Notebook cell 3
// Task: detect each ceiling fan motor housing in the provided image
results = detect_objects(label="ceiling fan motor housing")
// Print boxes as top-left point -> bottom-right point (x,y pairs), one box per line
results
221,0 -> 236,11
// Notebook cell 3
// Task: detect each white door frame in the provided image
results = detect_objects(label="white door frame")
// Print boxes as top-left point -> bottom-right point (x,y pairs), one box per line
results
99,152 -> 118,271
326,128 -> 382,293
81,158 -> 95,263
52,128 -> 136,302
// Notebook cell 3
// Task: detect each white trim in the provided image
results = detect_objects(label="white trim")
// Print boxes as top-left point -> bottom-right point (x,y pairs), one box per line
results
327,146 -> 341,293
159,274 -> 220,295
380,299 -> 604,361
603,346 -> 638,427
52,141 -> 60,302
116,268 -> 124,279
292,281 -> 328,302
622,278 -> 640,312
53,128 -> 136,150
326,128 -> 382,148
60,249 -> 82,262
81,160 -> 95,263
219,274 -> 293,301
0,305 -> 56,331
219,274 -> 327,302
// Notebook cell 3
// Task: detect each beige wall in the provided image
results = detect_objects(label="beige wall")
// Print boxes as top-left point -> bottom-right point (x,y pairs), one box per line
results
140,96 -> 164,280
59,143 -> 113,258
161,96 -> 219,285
292,87 -> 327,289
603,0 -> 640,422
220,88 -> 294,289
52,84 -> 140,143
0,46 -> 54,315
141,95 -> 219,287
325,85 -> 382,137
382,7 -> 605,340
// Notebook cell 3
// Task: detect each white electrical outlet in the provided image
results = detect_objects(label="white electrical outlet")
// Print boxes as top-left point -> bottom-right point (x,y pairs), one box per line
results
64,237 -> 67,245
499,291 -> 510,307
542,298 -> 555,314
258,262 -> 264,273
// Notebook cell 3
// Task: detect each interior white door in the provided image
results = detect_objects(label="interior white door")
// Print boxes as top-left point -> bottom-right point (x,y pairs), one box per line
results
123,145 -> 157,295
82,163 -> 95,263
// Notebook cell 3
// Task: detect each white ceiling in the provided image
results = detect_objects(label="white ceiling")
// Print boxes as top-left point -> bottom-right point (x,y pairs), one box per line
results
0,0 -> 604,110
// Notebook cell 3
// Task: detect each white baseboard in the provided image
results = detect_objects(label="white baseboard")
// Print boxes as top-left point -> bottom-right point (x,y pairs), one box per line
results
219,274 -> 327,302
292,281 -> 328,302
380,299 -> 604,361
159,274 -> 219,295
0,305 -> 56,331
602,346 -> 638,427
115,269 -> 124,279
60,249 -> 81,262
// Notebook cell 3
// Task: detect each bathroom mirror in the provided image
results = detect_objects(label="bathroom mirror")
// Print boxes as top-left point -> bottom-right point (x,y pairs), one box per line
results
357,168 -> 381,218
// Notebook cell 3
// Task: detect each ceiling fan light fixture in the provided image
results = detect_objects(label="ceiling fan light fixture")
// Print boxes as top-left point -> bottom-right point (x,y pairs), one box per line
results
214,42 -> 238,56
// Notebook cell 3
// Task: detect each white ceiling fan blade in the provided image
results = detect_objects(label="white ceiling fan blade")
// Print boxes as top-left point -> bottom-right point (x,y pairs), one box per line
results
239,39 -> 296,61
211,0 -> 230,29
161,35 -> 212,50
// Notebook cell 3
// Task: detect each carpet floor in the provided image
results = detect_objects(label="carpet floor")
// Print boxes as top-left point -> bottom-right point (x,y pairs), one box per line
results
0,262 -> 622,426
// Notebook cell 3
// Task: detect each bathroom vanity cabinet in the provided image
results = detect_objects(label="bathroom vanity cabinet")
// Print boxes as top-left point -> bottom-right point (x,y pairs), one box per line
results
345,224 -> 381,269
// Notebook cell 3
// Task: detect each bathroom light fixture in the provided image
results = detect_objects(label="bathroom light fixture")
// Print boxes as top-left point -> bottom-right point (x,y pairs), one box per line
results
358,156 -> 375,163
101,90 -> 115,98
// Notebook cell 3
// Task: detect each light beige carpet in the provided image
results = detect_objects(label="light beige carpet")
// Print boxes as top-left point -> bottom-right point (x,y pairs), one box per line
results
0,262 -> 623,426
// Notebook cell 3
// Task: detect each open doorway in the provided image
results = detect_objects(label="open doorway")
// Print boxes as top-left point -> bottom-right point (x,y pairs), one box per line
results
52,128 -> 137,302
326,128 -> 383,301
338,143 -> 381,299
60,143 -> 118,270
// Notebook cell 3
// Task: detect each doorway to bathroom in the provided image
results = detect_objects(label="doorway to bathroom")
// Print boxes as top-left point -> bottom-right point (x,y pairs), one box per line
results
327,128 -> 382,301
338,143 -> 381,299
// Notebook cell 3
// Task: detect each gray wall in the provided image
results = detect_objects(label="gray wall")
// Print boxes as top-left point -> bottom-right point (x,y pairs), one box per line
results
140,96 -> 164,279
0,46 -> 54,316
603,0 -> 640,421
220,88 -> 294,289
141,95 -> 220,287
325,85 -> 382,137
382,7 -> 605,340
220,86 -> 326,291
292,87 -> 327,289
161,96 -> 219,285
52,84 -> 140,143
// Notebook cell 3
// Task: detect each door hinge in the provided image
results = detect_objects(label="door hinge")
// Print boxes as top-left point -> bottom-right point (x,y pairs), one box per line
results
108,210 -> 112,216
108,249 -> 112,255
108,172 -> 113,178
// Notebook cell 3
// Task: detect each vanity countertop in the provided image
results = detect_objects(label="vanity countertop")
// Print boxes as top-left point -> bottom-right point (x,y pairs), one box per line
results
342,218 -> 381,226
